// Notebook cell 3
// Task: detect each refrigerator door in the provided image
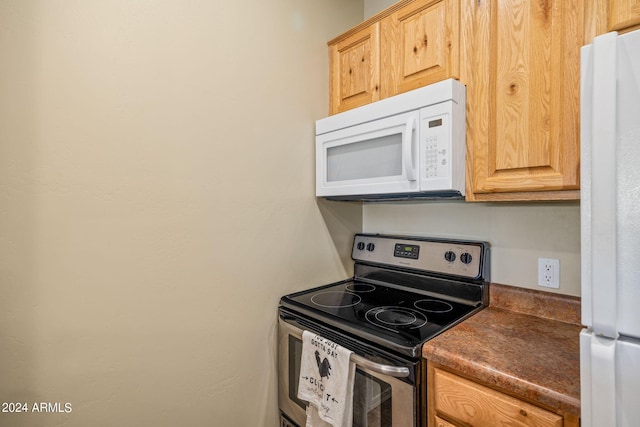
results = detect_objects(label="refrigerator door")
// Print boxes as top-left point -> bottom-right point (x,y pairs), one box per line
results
618,337 -> 640,426
615,29 -> 640,340
581,29 -> 640,340
581,31 -> 619,338
580,331 -> 640,427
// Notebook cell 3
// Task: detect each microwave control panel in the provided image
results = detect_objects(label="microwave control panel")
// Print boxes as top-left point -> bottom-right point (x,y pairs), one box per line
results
421,113 -> 451,181
418,96 -> 465,194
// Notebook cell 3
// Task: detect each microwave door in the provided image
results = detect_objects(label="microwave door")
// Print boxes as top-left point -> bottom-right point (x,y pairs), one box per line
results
316,111 -> 419,197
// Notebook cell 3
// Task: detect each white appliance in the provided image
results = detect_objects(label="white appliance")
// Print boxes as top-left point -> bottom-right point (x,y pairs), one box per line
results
580,29 -> 640,427
315,78 -> 466,200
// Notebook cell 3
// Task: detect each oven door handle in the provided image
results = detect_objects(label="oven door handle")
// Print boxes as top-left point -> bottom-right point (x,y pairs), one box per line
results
289,326 -> 410,378
354,356 -> 411,378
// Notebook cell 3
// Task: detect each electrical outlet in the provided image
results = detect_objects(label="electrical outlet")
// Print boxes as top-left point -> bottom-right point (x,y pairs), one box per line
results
538,258 -> 560,288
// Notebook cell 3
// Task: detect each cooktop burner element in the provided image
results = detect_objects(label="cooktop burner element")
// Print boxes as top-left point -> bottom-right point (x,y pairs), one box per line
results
345,283 -> 376,292
310,291 -> 361,308
365,306 -> 428,332
414,299 -> 453,313
279,234 -> 489,358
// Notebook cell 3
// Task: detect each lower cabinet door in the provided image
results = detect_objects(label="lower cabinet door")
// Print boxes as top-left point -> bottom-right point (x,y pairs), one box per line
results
434,416 -> 456,427
432,368 -> 563,427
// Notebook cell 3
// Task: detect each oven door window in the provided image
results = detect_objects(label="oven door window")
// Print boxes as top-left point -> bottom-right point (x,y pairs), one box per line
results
289,336 -> 393,427
353,371 -> 392,427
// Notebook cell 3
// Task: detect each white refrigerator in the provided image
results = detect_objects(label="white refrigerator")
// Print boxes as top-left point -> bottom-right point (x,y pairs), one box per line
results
580,29 -> 640,427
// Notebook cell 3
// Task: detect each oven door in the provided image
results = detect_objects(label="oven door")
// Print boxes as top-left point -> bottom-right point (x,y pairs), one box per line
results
278,313 -> 418,427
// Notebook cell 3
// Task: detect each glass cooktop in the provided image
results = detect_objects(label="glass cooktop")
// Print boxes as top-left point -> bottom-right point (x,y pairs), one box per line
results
280,278 -> 481,358
280,234 -> 489,358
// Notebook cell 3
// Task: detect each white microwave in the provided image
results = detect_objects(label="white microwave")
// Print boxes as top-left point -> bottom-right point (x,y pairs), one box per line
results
316,78 -> 466,200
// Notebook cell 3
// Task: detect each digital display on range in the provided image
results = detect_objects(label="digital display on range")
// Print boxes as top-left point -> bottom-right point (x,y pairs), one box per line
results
394,243 -> 420,259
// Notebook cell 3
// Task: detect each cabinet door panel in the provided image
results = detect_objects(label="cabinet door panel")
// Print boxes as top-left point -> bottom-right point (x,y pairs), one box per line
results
433,368 -> 563,427
463,0 -> 583,199
609,0 -> 640,31
434,415 -> 457,427
329,24 -> 380,115
381,0 -> 459,98
495,0 -> 552,171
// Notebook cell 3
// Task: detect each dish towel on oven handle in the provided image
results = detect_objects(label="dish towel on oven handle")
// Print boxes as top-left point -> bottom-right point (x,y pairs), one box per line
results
297,330 -> 356,427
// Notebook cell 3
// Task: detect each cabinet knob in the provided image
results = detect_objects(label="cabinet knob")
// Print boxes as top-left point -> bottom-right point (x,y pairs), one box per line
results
520,409 -> 528,417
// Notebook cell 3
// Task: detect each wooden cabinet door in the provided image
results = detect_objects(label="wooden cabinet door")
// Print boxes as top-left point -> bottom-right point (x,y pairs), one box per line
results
462,0 -> 583,201
329,24 -> 380,115
609,0 -> 640,31
381,0 -> 459,98
433,368 -> 564,427
434,416 -> 457,427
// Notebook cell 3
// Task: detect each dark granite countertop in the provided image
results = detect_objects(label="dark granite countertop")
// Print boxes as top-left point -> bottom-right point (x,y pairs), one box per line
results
422,283 -> 582,418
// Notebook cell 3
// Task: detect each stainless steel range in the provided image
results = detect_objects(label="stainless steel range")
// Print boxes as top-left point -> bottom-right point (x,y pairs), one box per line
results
278,234 -> 490,427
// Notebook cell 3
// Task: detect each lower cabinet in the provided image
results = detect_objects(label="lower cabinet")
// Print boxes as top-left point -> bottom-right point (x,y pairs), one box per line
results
434,416 -> 456,427
427,364 -> 579,427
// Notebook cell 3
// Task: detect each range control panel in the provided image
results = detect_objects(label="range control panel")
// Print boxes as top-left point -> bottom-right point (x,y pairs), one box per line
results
352,234 -> 487,279
394,243 -> 420,259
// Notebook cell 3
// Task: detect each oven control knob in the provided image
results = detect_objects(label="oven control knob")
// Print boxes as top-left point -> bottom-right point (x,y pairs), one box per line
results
460,252 -> 473,264
357,242 -> 365,250
366,243 -> 375,252
444,251 -> 456,262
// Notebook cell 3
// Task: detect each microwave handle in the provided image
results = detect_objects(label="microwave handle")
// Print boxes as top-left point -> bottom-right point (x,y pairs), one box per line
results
403,116 -> 416,181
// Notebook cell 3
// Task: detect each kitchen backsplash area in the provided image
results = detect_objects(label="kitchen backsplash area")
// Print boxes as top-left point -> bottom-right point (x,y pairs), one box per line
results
364,201 -> 581,296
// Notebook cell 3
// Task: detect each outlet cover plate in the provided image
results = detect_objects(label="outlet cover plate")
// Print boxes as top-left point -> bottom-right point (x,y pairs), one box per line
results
538,258 -> 560,288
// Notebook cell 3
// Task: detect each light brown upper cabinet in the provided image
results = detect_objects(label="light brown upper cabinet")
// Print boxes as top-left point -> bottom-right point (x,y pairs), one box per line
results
327,0 -> 586,201
327,0 -> 459,115
585,0 -> 639,42
380,0 -> 459,98
462,0 -> 584,201
329,24 -> 381,114
608,0 -> 640,31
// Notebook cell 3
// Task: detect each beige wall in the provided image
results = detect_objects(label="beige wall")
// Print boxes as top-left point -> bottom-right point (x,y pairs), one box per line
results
364,0 -> 397,18
0,1 -> 362,426
0,1 -> 583,426
364,202 -> 581,296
